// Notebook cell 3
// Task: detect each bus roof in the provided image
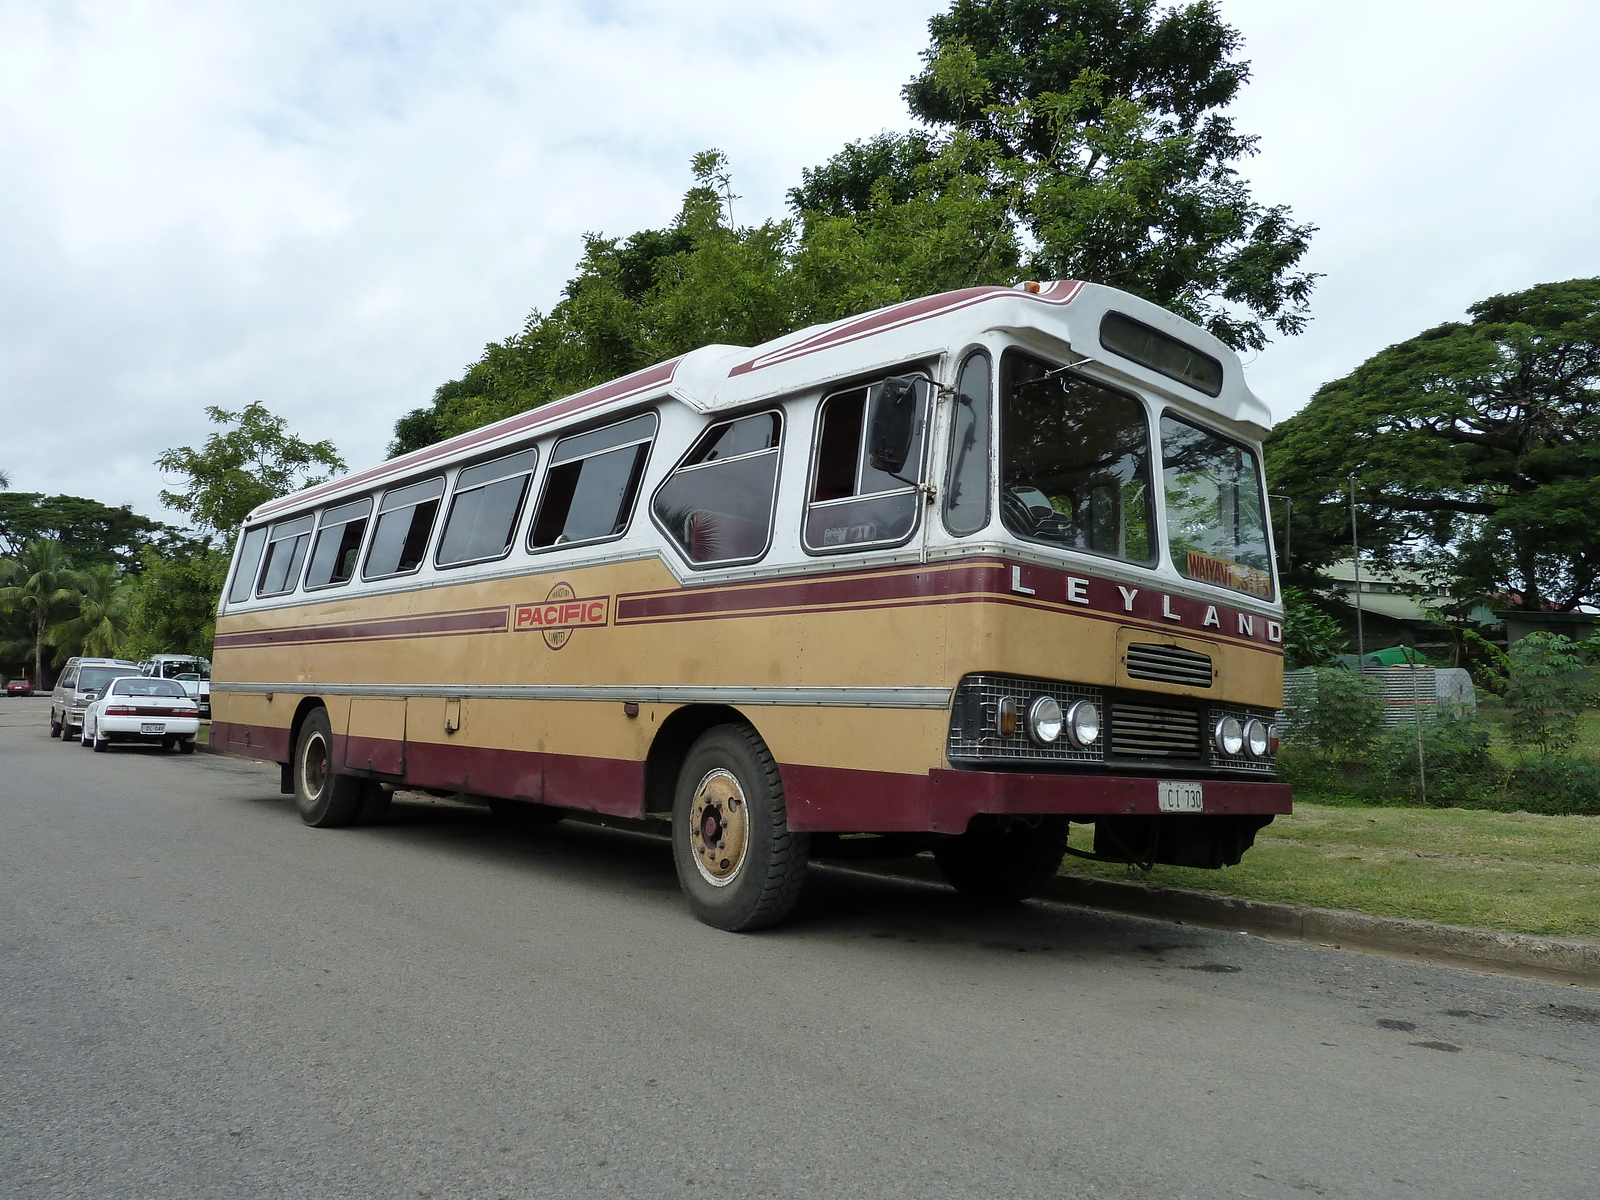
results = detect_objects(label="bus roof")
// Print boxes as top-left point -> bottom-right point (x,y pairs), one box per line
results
252,280 -> 1268,524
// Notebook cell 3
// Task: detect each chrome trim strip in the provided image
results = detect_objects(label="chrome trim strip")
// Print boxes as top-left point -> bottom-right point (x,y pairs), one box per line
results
212,681 -> 953,709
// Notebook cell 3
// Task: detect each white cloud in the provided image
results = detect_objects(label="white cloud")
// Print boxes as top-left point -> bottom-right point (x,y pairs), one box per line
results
1,0 -> 1597,525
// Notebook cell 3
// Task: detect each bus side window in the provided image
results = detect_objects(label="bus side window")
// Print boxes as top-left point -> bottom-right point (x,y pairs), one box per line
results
256,515 -> 315,597
364,478 -> 445,579
437,446 -> 540,567
305,497 -> 374,589
804,377 -> 928,553
942,350 -> 991,536
227,526 -> 269,604
529,413 -> 656,550
652,411 -> 781,566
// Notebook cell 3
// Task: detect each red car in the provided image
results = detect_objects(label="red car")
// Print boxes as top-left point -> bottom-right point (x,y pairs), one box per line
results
6,678 -> 34,696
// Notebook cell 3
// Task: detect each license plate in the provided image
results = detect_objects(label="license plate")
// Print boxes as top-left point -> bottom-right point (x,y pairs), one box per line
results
141,722 -> 165,734
1158,780 -> 1204,813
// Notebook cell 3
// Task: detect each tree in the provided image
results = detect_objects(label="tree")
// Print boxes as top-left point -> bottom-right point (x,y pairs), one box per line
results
122,540 -> 231,660
0,540 -> 81,686
1267,278 -> 1600,610
807,0 -> 1318,350
0,491 -> 169,571
47,562 -> 132,662
156,402 -> 346,534
394,1 -> 1313,454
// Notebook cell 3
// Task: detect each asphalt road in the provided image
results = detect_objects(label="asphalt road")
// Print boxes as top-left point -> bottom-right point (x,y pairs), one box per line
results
2,696 -> 1596,1200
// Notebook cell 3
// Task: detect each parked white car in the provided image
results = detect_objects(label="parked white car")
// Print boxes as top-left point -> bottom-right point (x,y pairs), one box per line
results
80,676 -> 201,753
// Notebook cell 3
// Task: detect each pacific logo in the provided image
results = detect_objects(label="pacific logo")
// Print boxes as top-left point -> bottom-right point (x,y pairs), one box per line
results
514,582 -> 609,650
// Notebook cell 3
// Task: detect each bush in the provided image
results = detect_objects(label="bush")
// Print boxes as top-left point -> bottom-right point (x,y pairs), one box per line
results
1282,667 -> 1385,755
1491,756 -> 1600,816
1369,710 -> 1502,806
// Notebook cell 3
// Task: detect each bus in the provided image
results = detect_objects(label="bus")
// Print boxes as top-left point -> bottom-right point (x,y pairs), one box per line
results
211,279 -> 1290,931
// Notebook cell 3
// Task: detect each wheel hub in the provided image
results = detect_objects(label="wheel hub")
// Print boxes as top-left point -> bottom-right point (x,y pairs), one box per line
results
303,734 -> 328,796
689,769 -> 749,887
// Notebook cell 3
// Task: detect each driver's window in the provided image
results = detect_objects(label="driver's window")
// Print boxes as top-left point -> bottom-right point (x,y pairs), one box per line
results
803,376 -> 929,553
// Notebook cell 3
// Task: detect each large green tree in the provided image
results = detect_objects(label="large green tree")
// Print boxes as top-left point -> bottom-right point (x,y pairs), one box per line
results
156,402 -> 346,534
393,0 -> 1312,454
1266,278 -> 1600,611
47,562 -> 132,663
0,492 -> 168,570
122,539 -> 231,660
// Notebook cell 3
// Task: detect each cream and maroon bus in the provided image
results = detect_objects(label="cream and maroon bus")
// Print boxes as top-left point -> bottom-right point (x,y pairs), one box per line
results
211,279 -> 1290,930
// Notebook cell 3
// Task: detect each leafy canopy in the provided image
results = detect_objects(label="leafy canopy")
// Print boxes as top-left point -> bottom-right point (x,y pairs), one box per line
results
0,492 -> 170,571
1267,278 -> 1600,610
157,402 -> 346,534
394,0 -> 1313,454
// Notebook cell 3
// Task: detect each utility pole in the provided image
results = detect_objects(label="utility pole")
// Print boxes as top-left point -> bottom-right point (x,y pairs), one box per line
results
1348,473 -> 1366,665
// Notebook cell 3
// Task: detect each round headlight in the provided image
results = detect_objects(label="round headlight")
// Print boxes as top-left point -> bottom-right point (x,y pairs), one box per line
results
1214,714 -> 1244,757
1027,695 -> 1064,744
1244,717 -> 1270,758
1065,699 -> 1100,748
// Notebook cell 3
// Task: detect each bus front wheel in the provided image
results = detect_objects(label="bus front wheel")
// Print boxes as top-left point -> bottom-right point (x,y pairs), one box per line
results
671,724 -> 809,932
293,707 -> 367,828
933,816 -> 1067,904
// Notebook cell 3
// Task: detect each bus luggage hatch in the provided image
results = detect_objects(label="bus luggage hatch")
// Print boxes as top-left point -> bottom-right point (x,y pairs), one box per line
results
345,696 -> 406,776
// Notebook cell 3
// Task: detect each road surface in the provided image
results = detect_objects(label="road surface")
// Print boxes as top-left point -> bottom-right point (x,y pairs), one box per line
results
2,697 -> 1595,1198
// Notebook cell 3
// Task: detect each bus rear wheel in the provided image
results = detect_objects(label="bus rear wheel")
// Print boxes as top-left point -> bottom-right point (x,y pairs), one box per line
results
933,816 -> 1067,905
293,707 -> 367,828
671,724 -> 808,932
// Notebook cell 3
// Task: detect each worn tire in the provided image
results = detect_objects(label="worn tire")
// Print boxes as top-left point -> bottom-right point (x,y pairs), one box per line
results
671,724 -> 808,932
293,707 -> 366,828
933,816 -> 1067,904
179,737 -> 197,755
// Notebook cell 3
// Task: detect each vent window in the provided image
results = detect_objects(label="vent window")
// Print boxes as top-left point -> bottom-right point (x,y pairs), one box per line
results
304,498 -> 372,589
438,447 -> 539,567
256,514 -> 314,597
1100,312 -> 1223,397
364,478 -> 444,579
530,414 -> 656,550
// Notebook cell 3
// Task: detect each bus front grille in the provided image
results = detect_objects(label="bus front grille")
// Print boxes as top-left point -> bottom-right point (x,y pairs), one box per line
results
1125,643 -> 1214,688
1109,701 -> 1202,759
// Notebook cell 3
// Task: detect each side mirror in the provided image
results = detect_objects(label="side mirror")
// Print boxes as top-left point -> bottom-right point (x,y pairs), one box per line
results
867,376 -> 921,476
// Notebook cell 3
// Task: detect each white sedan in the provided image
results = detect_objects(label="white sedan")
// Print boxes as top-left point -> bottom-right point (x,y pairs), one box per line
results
81,676 -> 201,753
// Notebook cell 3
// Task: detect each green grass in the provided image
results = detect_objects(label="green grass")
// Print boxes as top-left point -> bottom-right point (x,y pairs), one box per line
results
1064,803 -> 1600,938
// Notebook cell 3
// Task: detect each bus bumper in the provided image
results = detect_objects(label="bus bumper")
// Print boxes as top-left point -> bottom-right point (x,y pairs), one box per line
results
781,765 -> 1292,834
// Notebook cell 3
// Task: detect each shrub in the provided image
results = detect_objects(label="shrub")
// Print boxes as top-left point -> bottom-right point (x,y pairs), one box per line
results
1503,632 -> 1590,755
1282,667 -> 1385,755
1494,756 -> 1600,816
1369,710 -> 1502,806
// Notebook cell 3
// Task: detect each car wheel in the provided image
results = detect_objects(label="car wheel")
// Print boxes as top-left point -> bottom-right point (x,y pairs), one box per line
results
671,724 -> 809,932
293,707 -> 368,827
932,816 -> 1068,904
161,735 -> 177,752
49,712 -> 60,738
92,726 -> 109,753
80,724 -> 93,747
179,737 -> 197,755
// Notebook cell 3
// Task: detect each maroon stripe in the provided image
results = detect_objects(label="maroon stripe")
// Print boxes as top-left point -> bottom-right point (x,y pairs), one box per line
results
253,359 -> 680,521
617,558 -> 1283,651
215,606 -> 509,650
212,718 -> 1288,833
783,764 -> 1292,833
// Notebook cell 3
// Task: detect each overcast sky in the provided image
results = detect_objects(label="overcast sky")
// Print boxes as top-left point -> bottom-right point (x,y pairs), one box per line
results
2,0 -> 1597,527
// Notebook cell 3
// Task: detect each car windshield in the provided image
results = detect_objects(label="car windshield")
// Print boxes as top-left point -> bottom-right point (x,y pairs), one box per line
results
999,350 -> 1155,564
1160,415 -> 1274,598
78,667 -> 136,692
113,678 -> 188,698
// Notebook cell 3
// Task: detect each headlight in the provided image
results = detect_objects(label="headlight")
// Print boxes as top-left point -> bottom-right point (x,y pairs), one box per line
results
1244,718 -> 1270,758
1065,699 -> 1100,748
1214,714 -> 1244,756
1027,695 -> 1064,744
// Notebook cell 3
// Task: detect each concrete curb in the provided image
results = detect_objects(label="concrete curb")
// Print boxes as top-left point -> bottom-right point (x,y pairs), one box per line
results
865,860 -> 1600,986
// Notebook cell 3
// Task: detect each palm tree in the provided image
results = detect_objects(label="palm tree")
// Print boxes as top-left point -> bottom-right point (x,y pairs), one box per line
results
0,540 -> 82,686
49,562 -> 132,662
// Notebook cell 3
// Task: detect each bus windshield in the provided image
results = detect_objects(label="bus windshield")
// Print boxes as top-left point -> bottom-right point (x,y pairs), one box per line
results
999,350 -> 1155,565
1160,415 -> 1274,599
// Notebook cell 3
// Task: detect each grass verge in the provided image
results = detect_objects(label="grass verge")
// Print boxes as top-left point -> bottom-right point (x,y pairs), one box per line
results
1063,803 -> 1600,939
